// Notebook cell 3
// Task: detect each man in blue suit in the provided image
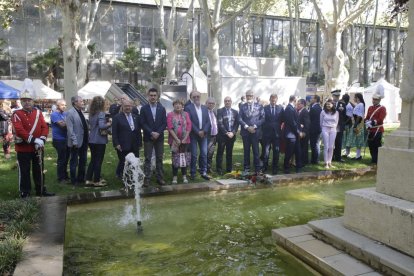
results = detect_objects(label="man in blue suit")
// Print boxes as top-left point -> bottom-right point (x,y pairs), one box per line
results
140,88 -> 167,186
238,90 -> 265,174
261,94 -> 284,174
283,95 -> 303,174
309,95 -> 322,164
184,91 -> 211,180
112,100 -> 142,179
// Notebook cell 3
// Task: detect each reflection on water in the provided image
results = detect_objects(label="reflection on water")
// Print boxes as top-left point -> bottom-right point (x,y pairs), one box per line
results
64,177 -> 375,275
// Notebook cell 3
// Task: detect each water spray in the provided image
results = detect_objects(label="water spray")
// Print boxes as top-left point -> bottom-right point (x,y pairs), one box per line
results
123,153 -> 145,234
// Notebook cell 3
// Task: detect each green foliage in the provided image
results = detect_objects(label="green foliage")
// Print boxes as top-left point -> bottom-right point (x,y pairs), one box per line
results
116,46 -> 146,85
0,198 -> 40,275
0,0 -> 20,29
31,46 -> 63,76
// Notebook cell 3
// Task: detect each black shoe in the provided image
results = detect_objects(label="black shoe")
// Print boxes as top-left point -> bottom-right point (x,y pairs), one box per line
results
352,156 -> 362,160
20,192 -> 30,198
157,179 -> 166,186
283,170 -> 290,174
36,191 -> 55,197
201,173 -> 210,180
189,174 -> 195,180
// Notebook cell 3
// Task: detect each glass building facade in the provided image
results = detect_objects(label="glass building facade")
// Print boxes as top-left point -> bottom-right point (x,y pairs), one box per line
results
0,0 -> 406,87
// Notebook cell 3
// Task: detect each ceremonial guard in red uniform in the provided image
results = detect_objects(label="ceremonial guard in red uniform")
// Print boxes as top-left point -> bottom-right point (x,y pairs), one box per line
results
12,90 -> 55,198
365,86 -> 387,164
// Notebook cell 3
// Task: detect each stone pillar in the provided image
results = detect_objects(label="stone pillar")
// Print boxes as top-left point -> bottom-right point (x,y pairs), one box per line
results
376,101 -> 414,202
342,2 -> 414,258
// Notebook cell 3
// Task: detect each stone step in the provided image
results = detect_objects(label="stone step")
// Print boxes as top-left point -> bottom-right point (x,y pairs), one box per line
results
343,188 -> 414,257
272,225 -> 381,276
308,217 -> 414,276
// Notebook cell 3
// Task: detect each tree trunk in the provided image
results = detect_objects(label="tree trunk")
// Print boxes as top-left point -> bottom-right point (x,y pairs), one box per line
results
166,45 -> 177,82
77,40 -> 90,89
321,26 -> 349,96
61,5 -> 79,104
394,16 -> 403,88
348,55 -> 359,85
207,29 -> 222,105
297,49 -> 304,76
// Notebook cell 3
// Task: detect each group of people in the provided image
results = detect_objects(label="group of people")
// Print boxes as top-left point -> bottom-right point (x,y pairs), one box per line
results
227,87 -> 387,174
8,84 -> 387,198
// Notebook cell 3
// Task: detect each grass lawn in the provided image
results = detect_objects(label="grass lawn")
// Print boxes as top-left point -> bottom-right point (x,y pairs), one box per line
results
0,124 -> 398,201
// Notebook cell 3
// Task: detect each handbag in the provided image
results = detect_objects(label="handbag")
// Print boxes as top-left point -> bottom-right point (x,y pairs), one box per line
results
172,144 -> 191,168
99,128 -> 110,136
179,152 -> 187,167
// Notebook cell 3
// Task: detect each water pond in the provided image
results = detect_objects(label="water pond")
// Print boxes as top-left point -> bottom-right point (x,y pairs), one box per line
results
64,177 -> 375,275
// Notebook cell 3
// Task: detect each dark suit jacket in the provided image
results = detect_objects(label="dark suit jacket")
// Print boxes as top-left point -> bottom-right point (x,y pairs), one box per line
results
109,103 -> 121,118
238,102 -> 265,137
262,104 -> 284,141
309,103 -> 322,135
298,108 -> 310,137
283,104 -> 300,139
217,107 -> 239,138
112,112 -> 142,152
184,103 -> 211,137
140,103 -> 167,142
335,100 -> 347,132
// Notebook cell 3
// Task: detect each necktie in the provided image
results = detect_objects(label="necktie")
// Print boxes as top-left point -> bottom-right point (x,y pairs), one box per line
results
210,110 -> 217,136
272,106 -> 275,116
127,114 -> 134,131
249,104 -> 252,113
227,109 -> 232,131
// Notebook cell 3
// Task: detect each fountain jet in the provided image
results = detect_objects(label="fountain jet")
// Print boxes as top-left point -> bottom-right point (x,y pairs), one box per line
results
123,153 -> 145,234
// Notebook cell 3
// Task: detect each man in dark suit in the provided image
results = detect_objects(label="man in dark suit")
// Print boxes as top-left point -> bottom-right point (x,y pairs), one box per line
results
297,98 -> 310,166
216,96 -> 239,175
283,95 -> 303,174
309,95 -> 322,164
109,97 -> 121,118
261,94 -> 284,174
112,100 -> 142,179
238,90 -> 265,174
332,89 -> 347,162
140,88 -> 167,186
184,90 -> 211,180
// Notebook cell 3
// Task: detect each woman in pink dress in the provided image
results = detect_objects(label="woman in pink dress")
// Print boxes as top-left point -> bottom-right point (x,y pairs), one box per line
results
167,99 -> 192,184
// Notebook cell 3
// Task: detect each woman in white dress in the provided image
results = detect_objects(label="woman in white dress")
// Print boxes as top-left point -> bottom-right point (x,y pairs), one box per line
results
320,99 -> 339,168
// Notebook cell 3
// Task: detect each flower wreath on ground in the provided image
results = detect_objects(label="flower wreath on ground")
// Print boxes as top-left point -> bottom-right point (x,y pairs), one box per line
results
223,163 -> 272,185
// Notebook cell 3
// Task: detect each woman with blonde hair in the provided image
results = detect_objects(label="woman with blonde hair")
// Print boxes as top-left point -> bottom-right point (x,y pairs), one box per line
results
0,100 -> 13,159
86,96 -> 112,187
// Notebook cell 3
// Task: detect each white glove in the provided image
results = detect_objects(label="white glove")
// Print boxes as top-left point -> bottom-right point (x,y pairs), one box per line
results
34,138 -> 44,148
365,120 -> 372,129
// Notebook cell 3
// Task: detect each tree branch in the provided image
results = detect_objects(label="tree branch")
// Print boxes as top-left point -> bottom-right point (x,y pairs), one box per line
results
215,0 -> 253,31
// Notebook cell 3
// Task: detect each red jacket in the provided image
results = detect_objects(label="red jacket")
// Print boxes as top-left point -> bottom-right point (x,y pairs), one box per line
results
365,105 -> 387,134
12,108 -> 48,152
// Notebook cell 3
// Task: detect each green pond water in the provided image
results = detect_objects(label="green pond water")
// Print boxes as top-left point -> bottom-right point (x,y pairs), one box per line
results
64,177 -> 375,275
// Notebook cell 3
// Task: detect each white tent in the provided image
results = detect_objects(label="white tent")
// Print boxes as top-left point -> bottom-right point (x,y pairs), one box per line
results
363,78 -> 401,123
32,80 -> 62,99
78,81 -> 112,99
2,79 -> 62,99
